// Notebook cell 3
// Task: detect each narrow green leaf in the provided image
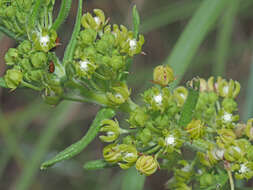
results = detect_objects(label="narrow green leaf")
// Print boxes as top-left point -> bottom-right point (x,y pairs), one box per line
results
178,79 -> 200,127
63,0 -> 82,66
52,0 -> 73,30
243,63 -> 253,122
27,0 -> 43,32
0,26 -> 25,42
83,159 -> 115,170
141,1 -> 200,33
132,5 -> 140,39
165,0 -> 229,86
213,0 -> 239,76
0,77 -> 7,88
121,167 -> 145,190
13,102 -> 74,190
40,108 -> 115,170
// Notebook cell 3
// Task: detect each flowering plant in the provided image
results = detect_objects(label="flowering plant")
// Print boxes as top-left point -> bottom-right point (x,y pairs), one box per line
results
0,1 -> 252,190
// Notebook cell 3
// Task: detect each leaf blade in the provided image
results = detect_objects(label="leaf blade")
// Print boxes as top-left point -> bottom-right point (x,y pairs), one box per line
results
40,108 -> 115,170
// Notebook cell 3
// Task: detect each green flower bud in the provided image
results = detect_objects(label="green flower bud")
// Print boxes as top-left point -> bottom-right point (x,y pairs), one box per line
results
143,87 -> 172,113
24,70 -> 44,83
217,109 -> 239,128
174,160 -> 192,182
122,135 -> 135,145
135,155 -> 158,176
5,6 -> 15,17
186,119 -> 205,139
4,48 -> 19,66
4,69 -> 23,90
107,83 -> 130,106
216,129 -> 236,148
43,85 -> 63,105
81,9 -> 106,31
216,77 -> 240,98
128,107 -> 148,128
99,119 -> 123,143
109,55 -> 125,70
96,33 -> 115,55
20,58 -> 32,71
234,162 -> 253,180
32,28 -> 58,52
136,128 -> 152,145
159,130 -> 183,154
207,147 -> 225,165
234,123 -> 246,138
153,65 -> 174,86
200,173 -> 215,188
103,144 -> 121,164
222,98 -> 237,112
198,152 -> 212,167
18,40 -> 32,54
118,144 -> 138,169
173,86 -> 188,107
246,119 -> 253,140
224,140 -> 248,162
30,52 -> 48,68
74,59 -> 97,79
79,29 -> 97,46
123,35 -> 145,57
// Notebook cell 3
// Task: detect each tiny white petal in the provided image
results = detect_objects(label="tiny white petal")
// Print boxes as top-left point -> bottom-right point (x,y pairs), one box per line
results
180,93 -> 186,99
125,153 -> 134,158
39,35 -> 50,47
79,60 -> 90,71
234,146 -> 241,153
239,164 -> 249,173
223,86 -> 229,94
94,17 -> 100,25
223,112 -> 232,122
165,135 -> 175,146
129,39 -> 137,51
115,93 -> 123,99
154,94 -> 163,105
107,131 -> 115,136
181,164 -> 191,172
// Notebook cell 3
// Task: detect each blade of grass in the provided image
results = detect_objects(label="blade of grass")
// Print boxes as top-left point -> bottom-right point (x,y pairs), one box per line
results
52,0 -> 73,30
213,0 -> 239,76
141,1 -> 200,33
62,0 -> 82,66
13,102 -> 74,190
243,62 -> 253,122
121,167 -> 145,190
165,0 -> 229,87
0,101 -> 49,178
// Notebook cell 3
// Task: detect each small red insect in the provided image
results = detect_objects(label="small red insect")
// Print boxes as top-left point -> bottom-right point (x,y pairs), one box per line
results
55,37 -> 61,46
48,61 -> 55,73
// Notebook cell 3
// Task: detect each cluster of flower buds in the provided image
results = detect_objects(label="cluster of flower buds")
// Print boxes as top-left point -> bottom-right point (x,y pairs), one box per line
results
66,9 -> 144,107
0,0 -> 55,37
3,38 -> 63,104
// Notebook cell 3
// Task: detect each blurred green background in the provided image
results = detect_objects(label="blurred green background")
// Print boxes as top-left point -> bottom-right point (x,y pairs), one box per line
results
1,0 -> 253,189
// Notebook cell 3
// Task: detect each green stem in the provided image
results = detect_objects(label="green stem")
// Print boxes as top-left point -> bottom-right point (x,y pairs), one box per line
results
21,81 -> 43,91
227,170 -> 235,190
52,0 -> 73,30
63,0 -> 82,66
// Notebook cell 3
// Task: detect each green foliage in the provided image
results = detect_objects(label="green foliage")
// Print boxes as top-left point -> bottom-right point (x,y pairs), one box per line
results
1,1 -> 253,190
